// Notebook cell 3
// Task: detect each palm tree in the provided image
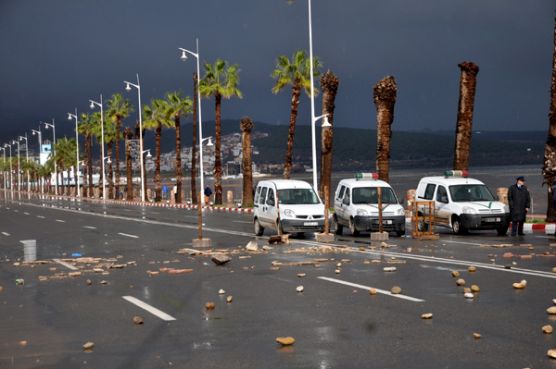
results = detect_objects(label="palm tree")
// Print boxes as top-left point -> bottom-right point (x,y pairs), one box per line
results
191,73 -> 199,205
164,92 -> 193,203
373,76 -> 398,183
107,93 -> 133,200
54,138 -> 76,196
40,159 -> 54,194
453,61 -> 480,171
200,59 -> 243,205
543,16 -> 556,222
90,111 -> 114,198
240,116 -> 254,207
143,99 -> 171,202
78,112 -> 97,197
319,70 -> 340,200
271,50 -> 322,179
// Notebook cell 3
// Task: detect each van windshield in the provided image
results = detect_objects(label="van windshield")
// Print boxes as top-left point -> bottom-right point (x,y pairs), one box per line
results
449,184 -> 495,202
352,187 -> 398,204
278,188 -> 320,205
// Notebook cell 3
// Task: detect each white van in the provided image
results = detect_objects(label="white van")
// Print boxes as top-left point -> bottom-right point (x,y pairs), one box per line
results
253,180 -> 325,236
332,173 -> 406,237
415,171 -> 510,235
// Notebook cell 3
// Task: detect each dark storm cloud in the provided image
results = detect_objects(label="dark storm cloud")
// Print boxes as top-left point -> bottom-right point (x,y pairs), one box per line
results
0,0 -> 553,142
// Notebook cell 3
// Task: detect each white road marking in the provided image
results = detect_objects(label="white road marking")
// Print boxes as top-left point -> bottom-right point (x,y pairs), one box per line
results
233,220 -> 253,224
122,296 -> 176,321
37,215 -> 45,219
1,232 -> 11,236
23,212 -> 30,215
318,276 -> 425,302
52,258 -> 79,270
55,219 -> 65,223
442,240 -> 483,247
83,226 -> 97,230
118,232 -> 139,239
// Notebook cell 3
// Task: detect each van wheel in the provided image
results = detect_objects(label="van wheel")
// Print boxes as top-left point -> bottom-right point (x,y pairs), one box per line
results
254,219 -> 264,236
497,224 -> 509,236
349,218 -> 360,237
451,216 -> 467,235
333,216 -> 343,235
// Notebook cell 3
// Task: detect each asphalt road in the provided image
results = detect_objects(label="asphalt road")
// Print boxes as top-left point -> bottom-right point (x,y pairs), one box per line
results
1,192 -> 556,369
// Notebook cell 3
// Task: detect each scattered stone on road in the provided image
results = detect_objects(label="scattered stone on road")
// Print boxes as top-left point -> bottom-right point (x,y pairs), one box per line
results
548,349 -> 556,359
543,325 -> 554,334
297,273 -> 306,278
468,266 -> 477,273
100,280 -> 108,285
226,295 -> 233,303
421,313 -> 433,319
132,316 -> 144,325
0,286 -> 3,293
369,288 -> 377,295
15,278 -> 24,286
391,286 -> 402,294
451,271 -> 460,278
276,337 -> 295,346
335,269 -> 341,274
513,280 -> 527,289
464,292 -> 474,299
473,333 -> 481,339
83,342 -> 95,351
68,271 -> 82,277
19,340 -> 28,347
211,254 -> 231,266
245,241 -> 259,252
296,285 -> 304,293
383,267 -> 397,272
456,278 -> 466,286
471,284 -> 480,293
205,302 -> 215,310
85,279 -> 92,286
547,306 -> 556,315
218,289 -> 226,295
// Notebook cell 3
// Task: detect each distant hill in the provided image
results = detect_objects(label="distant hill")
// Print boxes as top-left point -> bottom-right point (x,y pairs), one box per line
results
151,120 -> 544,170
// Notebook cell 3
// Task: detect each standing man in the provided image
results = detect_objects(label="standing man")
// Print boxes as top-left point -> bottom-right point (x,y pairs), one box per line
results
508,176 -> 531,236
204,186 -> 213,205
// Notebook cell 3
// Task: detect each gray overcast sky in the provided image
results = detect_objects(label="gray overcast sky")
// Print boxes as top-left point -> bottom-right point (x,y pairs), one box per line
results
0,0 -> 554,141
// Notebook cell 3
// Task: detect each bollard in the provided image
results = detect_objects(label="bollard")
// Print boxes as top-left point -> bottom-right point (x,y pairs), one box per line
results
226,190 -> 234,205
21,239 -> 37,262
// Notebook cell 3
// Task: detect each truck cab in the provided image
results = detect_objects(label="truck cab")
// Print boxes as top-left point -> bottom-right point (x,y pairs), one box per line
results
415,171 -> 510,235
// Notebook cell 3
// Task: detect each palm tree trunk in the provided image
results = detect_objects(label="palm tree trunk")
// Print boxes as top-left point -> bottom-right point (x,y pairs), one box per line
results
59,169 -> 64,196
240,116 -> 254,207
191,73 -> 198,205
107,142 -> 114,199
373,76 -> 398,183
453,61 -> 480,171
114,118 -> 121,199
214,92 -> 223,205
283,82 -> 301,179
543,16 -> 556,222
87,134 -> 93,198
125,128 -> 134,201
174,115 -> 182,203
154,122 -> 162,202
319,70 -> 339,200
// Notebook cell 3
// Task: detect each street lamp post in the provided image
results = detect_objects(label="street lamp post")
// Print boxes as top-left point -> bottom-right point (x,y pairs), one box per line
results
19,134 -> 29,192
4,144 -> 13,196
12,139 -> 20,192
89,95 -> 106,201
179,38 -> 206,197
306,0 -> 332,192
42,120 -> 57,195
124,75 -> 146,202
67,109 -> 81,197
31,127 -> 43,193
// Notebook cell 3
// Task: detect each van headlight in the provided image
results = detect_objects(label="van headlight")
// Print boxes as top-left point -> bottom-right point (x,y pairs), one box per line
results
462,207 -> 477,214
395,208 -> 405,216
283,209 -> 295,218
356,209 -> 369,216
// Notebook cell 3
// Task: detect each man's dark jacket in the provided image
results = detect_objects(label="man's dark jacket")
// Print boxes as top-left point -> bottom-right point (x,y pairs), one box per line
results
508,184 -> 531,222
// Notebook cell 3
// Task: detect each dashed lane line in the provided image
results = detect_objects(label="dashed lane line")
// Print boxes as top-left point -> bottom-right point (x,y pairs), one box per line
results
318,276 -> 425,302
55,219 -> 66,223
83,226 -> 97,230
37,215 -> 45,219
118,232 -> 139,239
1,232 -> 10,236
52,258 -> 79,270
122,296 -> 176,321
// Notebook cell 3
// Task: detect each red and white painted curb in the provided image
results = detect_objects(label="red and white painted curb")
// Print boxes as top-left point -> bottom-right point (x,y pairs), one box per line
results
5,191 -> 254,214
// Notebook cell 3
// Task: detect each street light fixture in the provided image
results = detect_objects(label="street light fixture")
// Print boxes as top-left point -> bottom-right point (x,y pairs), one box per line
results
67,108 -> 81,197
41,120 -> 57,195
124,75 -> 146,203
178,38 -> 207,197
31,127 -> 43,193
89,95 -> 106,201
18,134 -> 30,192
